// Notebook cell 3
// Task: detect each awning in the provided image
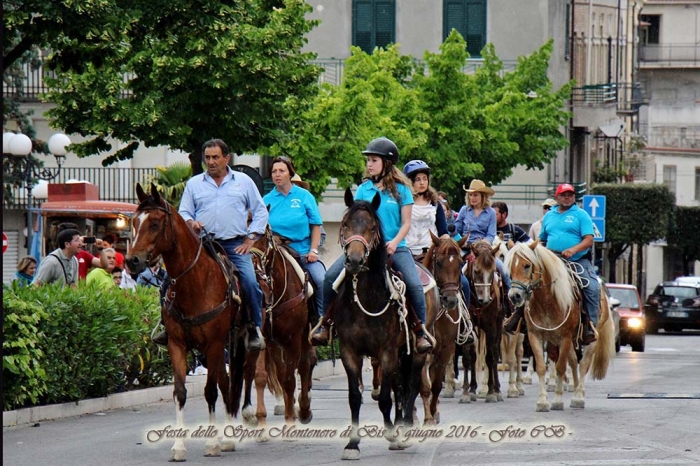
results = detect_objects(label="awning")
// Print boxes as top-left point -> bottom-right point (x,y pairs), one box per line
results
38,200 -> 138,218
598,119 -> 625,138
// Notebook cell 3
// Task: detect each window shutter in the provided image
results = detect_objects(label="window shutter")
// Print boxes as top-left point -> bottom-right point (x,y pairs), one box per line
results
466,0 -> 486,57
354,1 -> 374,53
444,1 -> 467,40
375,1 -> 395,49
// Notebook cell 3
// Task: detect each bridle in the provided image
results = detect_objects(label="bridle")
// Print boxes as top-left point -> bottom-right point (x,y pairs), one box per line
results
429,242 -> 461,301
508,251 -> 543,303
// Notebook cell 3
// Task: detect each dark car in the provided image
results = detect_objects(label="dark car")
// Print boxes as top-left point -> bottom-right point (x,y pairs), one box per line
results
606,283 -> 645,352
644,278 -> 700,334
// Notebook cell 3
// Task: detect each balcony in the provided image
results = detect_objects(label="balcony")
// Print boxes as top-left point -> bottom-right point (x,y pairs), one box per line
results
571,84 -> 617,106
615,82 -> 648,116
5,167 -> 158,209
640,43 -> 700,68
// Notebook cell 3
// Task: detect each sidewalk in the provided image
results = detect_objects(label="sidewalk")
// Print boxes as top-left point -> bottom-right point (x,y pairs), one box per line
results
3,359 -> 345,428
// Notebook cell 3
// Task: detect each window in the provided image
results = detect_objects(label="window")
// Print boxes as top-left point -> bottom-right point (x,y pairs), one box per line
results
695,167 -> 700,201
640,15 -> 660,45
443,0 -> 487,58
352,0 -> 396,54
565,2 -> 571,60
662,165 -> 676,193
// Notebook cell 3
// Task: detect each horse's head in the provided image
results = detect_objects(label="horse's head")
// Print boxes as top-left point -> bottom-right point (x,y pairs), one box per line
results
470,240 -> 499,305
504,240 -> 541,308
426,231 -> 464,311
339,188 -> 383,275
126,183 -> 175,274
492,235 -> 512,263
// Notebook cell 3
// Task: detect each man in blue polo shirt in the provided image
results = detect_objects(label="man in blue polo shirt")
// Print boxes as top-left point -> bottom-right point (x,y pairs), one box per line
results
540,183 -> 599,344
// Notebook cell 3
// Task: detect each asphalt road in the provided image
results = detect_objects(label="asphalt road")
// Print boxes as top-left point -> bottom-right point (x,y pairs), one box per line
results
4,331 -> 700,465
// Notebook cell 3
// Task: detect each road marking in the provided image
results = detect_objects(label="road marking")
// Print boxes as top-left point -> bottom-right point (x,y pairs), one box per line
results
608,393 -> 700,399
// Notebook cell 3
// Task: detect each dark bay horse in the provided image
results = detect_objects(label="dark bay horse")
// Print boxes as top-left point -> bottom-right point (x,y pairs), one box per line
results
335,189 -> 436,459
505,241 -> 615,411
245,227 -> 316,434
418,231 -> 470,424
459,239 -> 504,403
126,183 -> 252,461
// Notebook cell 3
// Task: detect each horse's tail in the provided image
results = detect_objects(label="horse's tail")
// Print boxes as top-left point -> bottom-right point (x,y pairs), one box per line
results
264,347 -> 284,397
589,294 -> 615,380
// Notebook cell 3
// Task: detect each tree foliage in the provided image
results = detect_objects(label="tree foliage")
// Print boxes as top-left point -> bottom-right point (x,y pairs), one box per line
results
270,33 -> 571,202
667,206 -> 700,275
25,0 -> 321,169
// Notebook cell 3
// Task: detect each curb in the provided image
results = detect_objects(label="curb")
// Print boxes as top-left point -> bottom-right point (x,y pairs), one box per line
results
2,360 -> 344,428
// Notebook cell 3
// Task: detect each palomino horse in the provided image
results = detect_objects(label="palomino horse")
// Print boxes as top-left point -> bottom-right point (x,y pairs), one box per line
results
126,184 -> 250,461
505,241 -> 615,411
334,189 -> 437,459
244,227 -> 316,433
460,239 -> 505,403
418,231 -> 470,424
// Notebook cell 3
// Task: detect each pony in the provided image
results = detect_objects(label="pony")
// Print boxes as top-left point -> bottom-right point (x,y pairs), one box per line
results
244,227 -> 316,434
334,188 -> 437,459
505,241 -> 615,411
418,231 -> 470,424
460,239 -> 505,403
126,183 -> 250,461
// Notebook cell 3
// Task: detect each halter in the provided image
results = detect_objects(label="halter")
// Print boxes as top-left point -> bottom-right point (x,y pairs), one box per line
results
341,234 -> 373,260
466,254 -> 498,315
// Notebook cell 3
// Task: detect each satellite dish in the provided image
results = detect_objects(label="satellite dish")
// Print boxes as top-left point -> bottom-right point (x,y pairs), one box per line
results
231,165 -> 264,196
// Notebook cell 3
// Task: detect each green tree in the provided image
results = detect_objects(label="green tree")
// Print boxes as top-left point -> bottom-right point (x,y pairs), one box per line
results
667,207 -> 700,276
25,0 -> 320,173
271,33 -> 571,202
591,184 -> 675,288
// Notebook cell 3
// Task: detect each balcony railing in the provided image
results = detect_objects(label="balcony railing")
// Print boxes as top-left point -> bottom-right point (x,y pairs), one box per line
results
640,44 -> 700,65
571,84 -> 618,105
5,167 -> 158,209
615,82 -> 648,115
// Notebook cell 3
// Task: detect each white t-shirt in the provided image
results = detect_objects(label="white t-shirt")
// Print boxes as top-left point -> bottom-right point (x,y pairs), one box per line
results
406,203 -> 438,256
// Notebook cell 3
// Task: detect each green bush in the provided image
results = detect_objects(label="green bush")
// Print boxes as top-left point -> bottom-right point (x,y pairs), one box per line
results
2,282 -> 172,411
315,338 -> 340,361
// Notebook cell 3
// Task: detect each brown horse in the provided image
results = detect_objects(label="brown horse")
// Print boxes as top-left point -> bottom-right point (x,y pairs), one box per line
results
418,231 -> 470,424
244,227 -> 316,434
334,189 -> 436,459
505,241 -> 615,411
461,239 -> 505,403
126,183 -> 252,461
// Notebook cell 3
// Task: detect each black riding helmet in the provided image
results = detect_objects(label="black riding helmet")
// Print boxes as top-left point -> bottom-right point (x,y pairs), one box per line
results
361,137 -> 399,164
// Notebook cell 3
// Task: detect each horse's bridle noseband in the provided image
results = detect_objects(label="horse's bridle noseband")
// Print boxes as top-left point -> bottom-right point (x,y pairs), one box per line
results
509,253 -> 543,301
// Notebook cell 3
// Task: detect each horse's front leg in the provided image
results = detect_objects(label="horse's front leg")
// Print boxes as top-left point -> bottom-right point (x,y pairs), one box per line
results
168,343 -> 189,462
341,351 -> 364,460
571,344 -> 589,409
370,357 -> 381,401
551,340 -> 571,411
528,333 -> 550,412
419,355 -> 433,425
203,345 -> 227,457
505,334 -> 519,398
443,350 -> 456,398
214,349 -> 236,452
484,330 -> 501,403
297,341 -> 316,424
515,334 -> 525,395
281,344 -> 302,426
248,349 -> 269,442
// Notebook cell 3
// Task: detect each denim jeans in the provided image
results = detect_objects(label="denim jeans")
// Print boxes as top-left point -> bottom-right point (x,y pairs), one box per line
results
219,239 -> 263,327
574,258 -> 600,325
298,256 -> 325,318
495,257 -> 511,290
461,274 -> 471,308
322,246 -> 428,324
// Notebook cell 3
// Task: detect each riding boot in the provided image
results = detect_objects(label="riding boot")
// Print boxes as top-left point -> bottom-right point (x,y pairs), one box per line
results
580,313 -> 597,345
311,305 -> 335,346
415,330 -> 433,354
152,316 -> 168,346
503,305 -> 524,335
246,325 -> 266,352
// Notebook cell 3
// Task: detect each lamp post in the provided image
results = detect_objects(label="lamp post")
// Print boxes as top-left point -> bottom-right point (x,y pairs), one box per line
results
3,131 -> 71,255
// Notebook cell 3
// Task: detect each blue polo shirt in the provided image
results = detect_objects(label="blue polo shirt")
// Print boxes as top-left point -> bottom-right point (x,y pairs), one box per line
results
354,180 -> 413,248
540,203 -> 594,261
264,185 -> 323,255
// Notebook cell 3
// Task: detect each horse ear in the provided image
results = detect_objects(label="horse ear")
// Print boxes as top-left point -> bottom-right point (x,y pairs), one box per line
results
457,235 -> 469,249
136,183 -> 147,202
429,230 -> 440,245
491,243 -> 501,256
344,188 -> 354,208
529,239 -> 539,250
370,192 -> 381,211
507,239 -> 515,249
150,183 -> 162,203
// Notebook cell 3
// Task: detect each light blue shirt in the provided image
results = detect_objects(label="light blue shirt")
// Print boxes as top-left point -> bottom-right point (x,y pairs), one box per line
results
454,205 -> 497,243
540,203 -> 594,261
354,180 -> 413,248
264,185 -> 323,255
179,167 -> 268,239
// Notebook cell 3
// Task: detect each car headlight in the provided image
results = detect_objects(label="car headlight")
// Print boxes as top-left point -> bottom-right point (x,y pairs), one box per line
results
627,317 -> 644,329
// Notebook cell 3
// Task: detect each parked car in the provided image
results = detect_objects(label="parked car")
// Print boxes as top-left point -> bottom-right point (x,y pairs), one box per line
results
606,283 -> 645,352
600,279 -> 621,349
644,278 -> 700,334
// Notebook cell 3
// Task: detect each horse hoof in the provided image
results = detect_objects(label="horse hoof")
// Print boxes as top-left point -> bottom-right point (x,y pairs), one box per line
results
434,412 -> 441,424
221,439 -> 237,451
371,389 -> 380,401
423,419 -> 436,426
570,399 -> 585,409
274,405 -> 285,416
551,401 -> 564,411
459,396 -> 471,404
497,393 -> 504,402
341,447 -> 360,460
299,411 -> 313,425
242,406 -> 258,425
523,377 -> 532,385
536,402 -> 550,412
547,384 -> 555,393
507,389 -> 519,398
485,394 -> 497,403
518,387 -> 525,396
204,445 -> 221,457
389,440 -> 412,450
443,389 -> 455,398
170,448 -> 187,462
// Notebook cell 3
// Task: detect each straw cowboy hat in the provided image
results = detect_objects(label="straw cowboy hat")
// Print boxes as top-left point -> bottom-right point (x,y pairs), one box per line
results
541,198 -> 558,208
291,174 -> 310,190
463,179 -> 495,197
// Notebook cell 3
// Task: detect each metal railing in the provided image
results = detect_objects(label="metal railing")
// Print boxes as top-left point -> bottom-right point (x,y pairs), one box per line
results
5,167 -> 158,209
640,44 -> 700,65
615,82 -> 648,114
571,84 -> 617,105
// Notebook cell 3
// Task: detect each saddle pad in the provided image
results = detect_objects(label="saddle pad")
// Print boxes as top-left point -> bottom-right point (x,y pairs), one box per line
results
278,247 -> 314,298
415,263 -> 432,287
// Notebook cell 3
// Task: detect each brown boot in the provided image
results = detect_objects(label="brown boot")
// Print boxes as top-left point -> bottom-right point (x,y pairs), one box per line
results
152,329 -> 169,346
504,305 -> 524,335
311,324 -> 331,346
415,334 -> 433,354
581,321 -> 597,345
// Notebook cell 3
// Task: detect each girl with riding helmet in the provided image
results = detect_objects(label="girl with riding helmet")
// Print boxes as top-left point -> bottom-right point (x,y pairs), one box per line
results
403,160 -> 471,309
311,137 -> 433,354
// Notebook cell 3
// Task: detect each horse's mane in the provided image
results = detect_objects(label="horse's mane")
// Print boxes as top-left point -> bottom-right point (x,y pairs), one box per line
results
504,242 -> 576,311
472,239 -> 495,270
343,199 -> 387,272
136,193 -> 199,240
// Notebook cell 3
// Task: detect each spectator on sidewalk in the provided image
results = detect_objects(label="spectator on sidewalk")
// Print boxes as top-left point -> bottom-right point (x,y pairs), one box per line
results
33,228 -> 81,287
13,256 -> 37,287
86,248 -> 118,290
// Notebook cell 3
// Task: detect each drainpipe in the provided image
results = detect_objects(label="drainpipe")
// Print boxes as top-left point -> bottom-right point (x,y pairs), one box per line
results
569,0 -> 577,182
586,0 -> 594,85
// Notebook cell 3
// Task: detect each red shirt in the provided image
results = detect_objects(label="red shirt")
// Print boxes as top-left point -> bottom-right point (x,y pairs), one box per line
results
76,250 -> 97,279
115,251 -> 125,270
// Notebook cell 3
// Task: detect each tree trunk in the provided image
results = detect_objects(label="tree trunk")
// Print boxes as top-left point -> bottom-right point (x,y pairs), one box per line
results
189,149 -> 204,177
627,245 -> 634,284
636,243 -> 644,293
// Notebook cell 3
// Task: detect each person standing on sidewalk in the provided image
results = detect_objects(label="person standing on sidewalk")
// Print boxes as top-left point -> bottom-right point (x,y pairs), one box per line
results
33,228 -> 81,287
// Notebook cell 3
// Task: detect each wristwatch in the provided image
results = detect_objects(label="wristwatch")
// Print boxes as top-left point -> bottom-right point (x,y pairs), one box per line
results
246,233 -> 258,241
310,248 -> 319,254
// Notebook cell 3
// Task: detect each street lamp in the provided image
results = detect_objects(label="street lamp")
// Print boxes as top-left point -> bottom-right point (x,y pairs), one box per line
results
3,131 -> 71,255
